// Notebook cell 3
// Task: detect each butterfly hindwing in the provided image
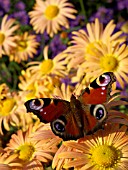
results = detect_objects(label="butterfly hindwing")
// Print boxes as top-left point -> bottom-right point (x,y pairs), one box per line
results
51,111 -> 83,140
78,72 -> 115,135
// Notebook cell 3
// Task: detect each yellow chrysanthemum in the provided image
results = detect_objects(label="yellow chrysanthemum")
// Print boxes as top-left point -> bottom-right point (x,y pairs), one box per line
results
0,96 -> 17,135
19,69 -> 61,99
82,42 -> 128,88
0,15 -> 19,57
9,32 -> 39,63
27,46 -> 69,79
0,87 -> 34,135
0,84 -> 19,134
5,123 -> 61,169
53,83 -> 73,101
121,21 -> 128,34
53,124 -> 128,170
12,111 -> 37,132
0,84 -> 9,100
29,0 -> 77,37
66,18 -> 125,69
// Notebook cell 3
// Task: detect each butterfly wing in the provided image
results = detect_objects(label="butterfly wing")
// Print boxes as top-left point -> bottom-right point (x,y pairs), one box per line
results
79,72 -> 116,104
25,98 -> 70,123
25,98 -> 83,140
78,72 -> 116,134
24,72 -> 116,140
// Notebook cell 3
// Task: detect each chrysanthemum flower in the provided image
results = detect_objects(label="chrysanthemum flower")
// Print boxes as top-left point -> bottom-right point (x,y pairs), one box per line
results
0,96 -> 17,135
0,152 -> 22,169
53,124 -> 128,170
5,123 -> 61,169
29,0 -> 77,37
10,109 -> 37,132
52,144 -> 74,170
9,32 -> 39,63
120,21 -> 128,34
0,84 -> 19,135
27,46 -> 69,79
0,15 -> 19,57
82,42 -> 128,88
0,86 -> 34,135
0,88 -> 38,133
53,83 -> 73,101
19,69 -> 61,99
0,84 -> 9,100
66,18 -> 125,69
106,91 -> 128,125
18,69 -> 43,100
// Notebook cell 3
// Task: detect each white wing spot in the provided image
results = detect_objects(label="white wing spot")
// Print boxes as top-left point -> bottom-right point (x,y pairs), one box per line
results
40,108 -> 43,112
102,87 -> 105,90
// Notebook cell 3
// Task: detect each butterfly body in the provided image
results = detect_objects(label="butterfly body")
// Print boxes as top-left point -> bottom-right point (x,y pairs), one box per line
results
25,72 -> 116,140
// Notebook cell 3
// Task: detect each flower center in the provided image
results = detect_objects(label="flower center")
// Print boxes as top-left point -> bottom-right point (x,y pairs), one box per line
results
18,144 -> 35,161
91,145 -> 121,168
17,40 -> 28,52
0,98 -> 16,116
100,55 -> 118,71
0,32 -> 5,45
45,5 -> 59,20
40,59 -> 54,75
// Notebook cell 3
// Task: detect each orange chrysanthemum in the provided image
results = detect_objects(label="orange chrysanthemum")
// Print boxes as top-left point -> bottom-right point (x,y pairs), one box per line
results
53,124 -> 128,170
66,18 -> 125,69
9,32 -> 39,63
0,15 -> 19,57
29,0 -> 77,37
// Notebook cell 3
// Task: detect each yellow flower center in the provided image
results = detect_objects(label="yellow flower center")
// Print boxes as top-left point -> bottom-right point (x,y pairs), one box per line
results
100,55 -> 118,71
0,98 -> 16,116
18,144 -> 35,161
40,59 -> 54,75
17,40 -> 27,52
91,145 -> 120,168
0,32 -> 5,45
45,5 -> 59,20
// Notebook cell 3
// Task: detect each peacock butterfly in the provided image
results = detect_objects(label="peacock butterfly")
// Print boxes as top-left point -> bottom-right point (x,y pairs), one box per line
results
25,72 -> 116,140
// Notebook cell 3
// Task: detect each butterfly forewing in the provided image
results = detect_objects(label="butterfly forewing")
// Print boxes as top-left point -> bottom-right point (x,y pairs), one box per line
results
25,98 -> 70,123
79,72 -> 116,104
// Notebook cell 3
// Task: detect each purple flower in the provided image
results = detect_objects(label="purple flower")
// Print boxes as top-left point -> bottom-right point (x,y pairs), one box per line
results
61,77 -> 77,87
117,0 -> 128,10
11,11 -> 29,25
0,0 -> 10,16
89,6 -> 113,24
49,35 -> 67,58
15,1 -> 26,11
69,15 -> 85,28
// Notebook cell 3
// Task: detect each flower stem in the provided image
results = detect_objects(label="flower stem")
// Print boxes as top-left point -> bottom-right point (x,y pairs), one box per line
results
79,0 -> 88,23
